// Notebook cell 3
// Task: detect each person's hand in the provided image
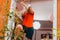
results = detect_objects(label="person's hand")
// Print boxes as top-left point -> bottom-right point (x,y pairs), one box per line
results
20,2 -> 29,10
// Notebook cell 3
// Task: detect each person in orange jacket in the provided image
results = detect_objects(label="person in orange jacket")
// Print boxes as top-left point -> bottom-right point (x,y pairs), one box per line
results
16,0 -> 34,40
21,2 -> 34,40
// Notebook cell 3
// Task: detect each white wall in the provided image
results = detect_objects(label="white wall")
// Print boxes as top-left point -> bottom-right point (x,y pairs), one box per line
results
31,0 -> 53,20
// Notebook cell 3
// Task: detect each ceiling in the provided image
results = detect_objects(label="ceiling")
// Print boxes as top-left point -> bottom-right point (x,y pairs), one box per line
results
23,0 -> 53,3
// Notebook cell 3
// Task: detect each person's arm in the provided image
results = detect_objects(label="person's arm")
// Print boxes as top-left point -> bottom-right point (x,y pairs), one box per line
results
21,2 -> 34,14
20,2 -> 29,10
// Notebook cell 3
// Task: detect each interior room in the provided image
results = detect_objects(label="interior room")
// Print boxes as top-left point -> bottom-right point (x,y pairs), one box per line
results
0,0 -> 53,40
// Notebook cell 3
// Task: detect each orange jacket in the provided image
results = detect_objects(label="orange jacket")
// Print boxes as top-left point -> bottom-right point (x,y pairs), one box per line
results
22,12 -> 34,28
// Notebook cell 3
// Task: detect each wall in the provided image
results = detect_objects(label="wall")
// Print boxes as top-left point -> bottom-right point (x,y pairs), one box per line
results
31,0 -> 53,20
